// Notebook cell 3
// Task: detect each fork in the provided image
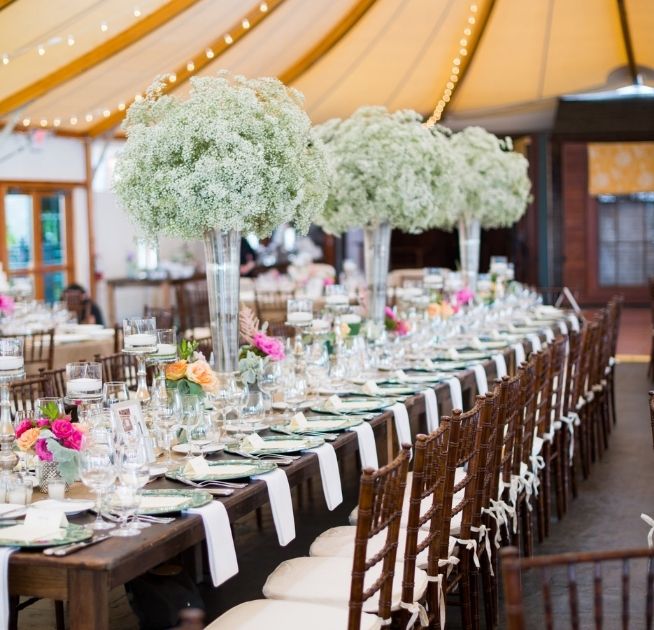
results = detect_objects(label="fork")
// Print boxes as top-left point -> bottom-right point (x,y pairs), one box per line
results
177,477 -> 248,489
232,450 -> 299,464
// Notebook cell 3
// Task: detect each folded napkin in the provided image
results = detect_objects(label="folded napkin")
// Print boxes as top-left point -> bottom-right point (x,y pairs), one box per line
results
567,313 -> 580,332
348,422 -> 379,469
446,376 -> 463,411
543,327 -> 555,343
422,358 -> 435,370
512,342 -> 526,365
526,333 -> 542,352
252,468 -> 296,546
303,443 -> 342,510
361,380 -> 382,396
390,402 -> 412,448
493,354 -> 508,379
289,412 -> 308,431
469,336 -> 483,350
423,387 -> 439,432
187,502 -> 238,587
324,395 -> 343,412
558,320 -> 568,336
447,348 -> 460,360
0,547 -> 16,630
394,369 -> 409,381
471,364 -> 489,396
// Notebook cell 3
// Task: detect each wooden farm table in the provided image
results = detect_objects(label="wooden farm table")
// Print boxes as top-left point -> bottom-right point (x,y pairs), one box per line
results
7,335 -> 543,629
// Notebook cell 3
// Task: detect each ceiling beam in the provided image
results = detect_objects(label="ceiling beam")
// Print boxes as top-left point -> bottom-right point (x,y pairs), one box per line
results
278,0 -> 380,85
87,0 -> 286,137
0,0 -> 17,11
0,0 -> 202,118
616,0 -> 639,85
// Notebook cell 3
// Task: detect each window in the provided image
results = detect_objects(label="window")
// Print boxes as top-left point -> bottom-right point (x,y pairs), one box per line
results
597,193 -> 654,287
0,184 -> 75,302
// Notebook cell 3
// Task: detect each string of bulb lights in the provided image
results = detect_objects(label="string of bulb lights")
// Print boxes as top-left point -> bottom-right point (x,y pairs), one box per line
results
13,0 -> 275,132
425,3 -> 479,127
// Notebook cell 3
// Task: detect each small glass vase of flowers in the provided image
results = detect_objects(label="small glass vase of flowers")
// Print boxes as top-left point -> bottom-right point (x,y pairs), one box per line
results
238,307 -> 286,385
165,339 -> 219,396
384,306 -> 409,337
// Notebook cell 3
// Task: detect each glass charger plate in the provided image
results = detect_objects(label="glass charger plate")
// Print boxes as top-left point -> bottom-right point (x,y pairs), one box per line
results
172,442 -> 225,455
311,397 -> 394,415
166,459 -> 276,482
137,489 -> 212,514
31,499 -> 95,516
278,415 -> 363,433
392,373 -> 444,384
0,523 -> 91,548
433,351 -> 491,362
239,435 -> 324,455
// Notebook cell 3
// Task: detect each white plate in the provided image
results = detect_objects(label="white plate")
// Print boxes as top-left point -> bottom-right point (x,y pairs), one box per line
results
272,401 -> 314,411
0,504 -> 27,519
31,499 -> 95,515
148,465 -> 168,477
172,442 -> 225,455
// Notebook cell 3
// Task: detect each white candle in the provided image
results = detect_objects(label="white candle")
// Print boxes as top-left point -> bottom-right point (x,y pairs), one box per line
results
48,481 -> 66,501
311,319 -> 331,333
154,343 -> 176,357
7,488 -> 26,505
287,311 -> 312,324
324,294 -> 348,305
0,357 -> 23,371
67,378 -> 102,395
341,313 -> 362,325
125,333 -> 157,347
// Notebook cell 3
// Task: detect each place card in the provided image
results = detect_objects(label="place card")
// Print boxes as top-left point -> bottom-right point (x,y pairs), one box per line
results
421,358 -> 435,370
0,508 -> 68,542
325,395 -> 343,411
289,412 -> 308,431
361,380 -> 382,395
139,496 -> 187,510
469,336 -> 483,349
447,348 -> 460,360
394,369 -> 409,381
242,433 -> 266,450
183,456 -> 211,477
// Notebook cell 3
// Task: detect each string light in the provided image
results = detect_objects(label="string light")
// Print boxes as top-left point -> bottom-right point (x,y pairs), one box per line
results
118,102 -> 126,111
67,35 -> 75,46
133,7 -> 142,17
40,119 -> 48,127
53,118 -> 61,127
100,21 -> 108,32
186,61 -> 195,72
22,118 -> 30,127
241,18 -> 250,29
37,45 -> 46,56
85,113 -> 93,122
205,48 -> 215,59
69,116 -> 78,125
224,33 -> 233,45
168,72 -> 177,83
259,2 -> 268,11
103,109 -> 111,117
1,54 -> 8,65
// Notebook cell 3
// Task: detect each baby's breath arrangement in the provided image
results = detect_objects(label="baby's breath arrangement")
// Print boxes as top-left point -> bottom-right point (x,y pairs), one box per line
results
113,72 -> 329,239
313,106 -> 460,235
436,126 -> 531,229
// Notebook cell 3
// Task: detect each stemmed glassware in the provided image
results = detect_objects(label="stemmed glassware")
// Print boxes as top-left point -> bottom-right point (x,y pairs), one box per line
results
180,395 -> 202,458
258,361 -> 281,423
122,317 -> 157,405
215,375 -> 243,438
108,485 -> 141,538
117,435 -> 151,529
102,382 -> 129,407
79,443 -> 116,531
152,388 -> 179,466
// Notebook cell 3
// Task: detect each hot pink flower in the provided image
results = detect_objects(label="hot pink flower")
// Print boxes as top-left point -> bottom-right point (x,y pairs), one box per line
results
36,418 -> 50,428
455,288 -> 475,306
35,438 -> 53,462
323,276 -> 335,286
51,419 -> 74,440
384,306 -> 398,321
15,419 -> 33,438
252,332 -> 285,361
62,428 -> 83,451
396,320 -> 410,336
0,295 -> 15,316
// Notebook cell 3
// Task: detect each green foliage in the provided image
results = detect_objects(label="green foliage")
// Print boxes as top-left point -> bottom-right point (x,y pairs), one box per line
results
45,438 -> 79,484
39,402 -> 61,421
178,339 -> 199,361
165,377 -> 203,397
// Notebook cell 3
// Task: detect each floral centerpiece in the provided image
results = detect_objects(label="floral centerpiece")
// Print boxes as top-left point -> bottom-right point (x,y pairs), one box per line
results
433,126 -> 531,289
0,295 -> 14,316
238,307 -> 285,384
15,402 -> 83,486
384,307 -> 409,336
314,106 -> 459,323
165,339 -> 219,396
114,72 -> 329,373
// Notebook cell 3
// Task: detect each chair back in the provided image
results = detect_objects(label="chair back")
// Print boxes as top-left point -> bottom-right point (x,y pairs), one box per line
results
533,346 -> 554,440
94,353 -> 146,390
496,374 -> 522,495
349,445 -> 410,630
500,546 -> 654,630
144,306 -> 177,332
562,327 -> 583,418
10,375 -> 52,417
548,336 -> 568,425
513,356 -> 537,475
649,391 -> 654,450
39,366 -> 73,399
175,279 -> 210,333
2,329 -> 55,372
255,290 -> 294,324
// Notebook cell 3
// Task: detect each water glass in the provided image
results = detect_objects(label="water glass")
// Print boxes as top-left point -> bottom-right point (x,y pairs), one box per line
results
258,362 -> 281,421
181,395 -> 202,458
102,381 -> 129,407
153,388 -> 179,465
34,397 -> 65,418
108,485 -> 140,538
123,317 -> 157,352
117,436 -> 151,529
65,362 -> 102,401
79,444 -> 116,531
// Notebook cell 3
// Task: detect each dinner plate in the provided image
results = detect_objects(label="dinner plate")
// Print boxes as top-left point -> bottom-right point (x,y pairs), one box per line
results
271,400 -> 315,411
239,435 -> 324,455
311,397 -> 394,415
278,415 -> 363,434
0,523 -> 92,548
31,499 -> 95,516
172,441 -> 225,455
393,373 -> 444,384
0,504 -> 27,519
137,489 -> 212,514
433,351 -> 490,362
166,459 -> 276,482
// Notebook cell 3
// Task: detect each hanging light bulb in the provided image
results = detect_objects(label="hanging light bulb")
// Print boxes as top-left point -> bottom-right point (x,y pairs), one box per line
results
69,116 -> 78,125
205,48 -> 215,59
224,34 -> 233,45
1,54 -> 8,65
242,18 -> 250,29
100,21 -> 108,32
133,6 -> 142,17
186,61 -> 195,72
67,35 -> 75,46
37,45 -> 46,56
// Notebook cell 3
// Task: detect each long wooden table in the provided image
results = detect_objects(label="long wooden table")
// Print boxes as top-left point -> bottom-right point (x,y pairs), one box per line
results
7,338 -> 533,629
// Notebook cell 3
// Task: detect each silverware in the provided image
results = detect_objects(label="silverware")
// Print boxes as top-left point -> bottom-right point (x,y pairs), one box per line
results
227,450 -> 299,463
173,477 -> 237,495
43,534 -> 110,556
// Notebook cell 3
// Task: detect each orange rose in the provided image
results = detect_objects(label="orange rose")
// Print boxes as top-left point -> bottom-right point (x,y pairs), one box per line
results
165,360 -> 188,381
441,302 -> 454,319
186,360 -> 219,394
16,427 -> 40,451
427,303 -> 441,318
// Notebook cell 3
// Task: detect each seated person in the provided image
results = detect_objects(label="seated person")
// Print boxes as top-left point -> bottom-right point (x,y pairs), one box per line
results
62,283 -> 105,326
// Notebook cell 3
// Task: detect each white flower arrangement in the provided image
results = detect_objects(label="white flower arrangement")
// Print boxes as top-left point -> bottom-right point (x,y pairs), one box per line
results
314,106 -> 460,235
436,126 -> 531,229
113,72 -> 329,239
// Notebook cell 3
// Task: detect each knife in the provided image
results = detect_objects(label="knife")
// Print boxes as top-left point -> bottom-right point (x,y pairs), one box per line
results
43,534 -> 111,557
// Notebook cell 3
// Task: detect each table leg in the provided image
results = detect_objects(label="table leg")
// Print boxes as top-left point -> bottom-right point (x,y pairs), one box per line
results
68,569 -> 109,630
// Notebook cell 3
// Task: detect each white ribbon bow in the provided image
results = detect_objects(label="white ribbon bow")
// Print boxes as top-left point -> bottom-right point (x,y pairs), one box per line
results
491,498 -> 517,537
399,600 -> 429,630
559,413 -> 579,464
641,513 -> 654,549
454,537 -> 480,568
427,574 -> 446,629
471,524 -> 494,575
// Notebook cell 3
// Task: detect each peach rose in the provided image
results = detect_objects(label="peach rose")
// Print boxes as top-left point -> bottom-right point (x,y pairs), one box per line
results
186,360 -> 219,394
165,360 -> 188,381
427,303 -> 441,318
441,302 -> 454,319
16,427 -> 40,451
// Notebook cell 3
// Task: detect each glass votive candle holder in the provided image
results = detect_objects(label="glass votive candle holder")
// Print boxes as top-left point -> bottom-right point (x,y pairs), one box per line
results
7,478 -> 32,505
0,338 -> 24,376
123,317 -> 157,352
286,298 -> 313,325
66,362 -> 103,400
152,328 -> 177,360
48,479 -> 66,501
34,397 -> 66,418
324,284 -> 349,306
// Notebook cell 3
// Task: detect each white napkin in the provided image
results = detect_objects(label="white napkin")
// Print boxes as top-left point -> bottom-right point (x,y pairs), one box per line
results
526,333 -> 542,352
0,547 -> 16,630
348,422 -> 379,469
289,412 -> 308,431
361,380 -> 382,396
558,320 -> 569,335
303,444 -> 342,510
394,369 -> 408,381
543,327 -> 555,343
446,376 -> 463,411
187,502 -> 238,587
422,358 -> 435,370
423,387 -> 439,432
469,336 -> 483,350
252,468 -> 295,546
447,348 -> 460,360
568,313 -> 580,332
390,402 -> 412,447
324,395 -> 343,412
512,342 -> 526,365
493,354 -> 508,379
471,364 -> 488,396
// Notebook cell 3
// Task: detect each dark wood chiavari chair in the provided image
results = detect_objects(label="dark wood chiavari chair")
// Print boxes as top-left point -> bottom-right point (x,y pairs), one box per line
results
175,279 -> 210,334
39,364 -> 85,399
649,277 -> 654,381
1,329 -> 55,373
589,309 -> 612,459
606,296 -> 623,426
9,375 -> 52,417
500,546 -> 654,630
143,305 -> 177,332
255,290 -> 294,325
207,446 -> 411,629
576,321 -> 599,480
266,321 -> 296,339
94,352 -> 155,390
649,391 -> 654,450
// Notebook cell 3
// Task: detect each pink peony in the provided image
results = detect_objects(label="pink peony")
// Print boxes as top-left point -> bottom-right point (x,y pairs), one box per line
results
15,419 -> 33,438
323,276 -> 335,286
36,418 -> 50,428
252,332 -> 285,361
0,295 -> 15,316
62,428 -> 83,451
384,306 -> 398,321
396,320 -> 410,336
35,438 -> 53,462
51,419 -> 74,440
455,288 -> 475,307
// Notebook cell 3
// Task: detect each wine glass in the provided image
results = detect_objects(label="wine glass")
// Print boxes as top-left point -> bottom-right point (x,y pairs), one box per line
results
180,395 -> 202,458
258,361 -> 281,423
240,389 -> 264,427
117,435 -> 151,529
216,375 -> 243,435
284,376 -> 307,417
102,382 -> 129,407
108,485 -> 141,538
79,444 -> 116,531
153,388 -> 179,466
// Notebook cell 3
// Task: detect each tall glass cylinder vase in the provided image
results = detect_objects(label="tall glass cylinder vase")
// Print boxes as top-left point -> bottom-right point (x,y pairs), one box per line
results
204,228 -> 241,374
458,218 -> 481,292
363,222 -> 391,324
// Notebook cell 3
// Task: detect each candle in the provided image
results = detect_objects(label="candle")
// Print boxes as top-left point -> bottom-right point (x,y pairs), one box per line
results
48,480 -> 66,501
125,333 -> 157,348
287,312 -> 312,324
67,378 -> 102,395
7,487 -> 26,505
154,343 -> 177,357
0,356 -> 23,371
341,313 -> 362,325
324,294 -> 348,305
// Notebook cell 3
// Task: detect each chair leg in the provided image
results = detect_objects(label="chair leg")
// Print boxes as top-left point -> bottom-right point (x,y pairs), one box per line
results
55,600 -> 66,630
535,477 -> 545,543
610,372 -> 617,425
459,552 -> 477,630
543,452 -> 552,536
481,548 -> 496,630
553,450 -> 565,523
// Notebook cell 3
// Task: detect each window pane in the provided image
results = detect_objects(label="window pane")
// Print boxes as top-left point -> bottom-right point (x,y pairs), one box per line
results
616,242 -> 645,285
5,194 -> 33,270
616,201 -> 644,242
40,194 -> 66,266
599,245 -> 616,286
43,271 -> 65,304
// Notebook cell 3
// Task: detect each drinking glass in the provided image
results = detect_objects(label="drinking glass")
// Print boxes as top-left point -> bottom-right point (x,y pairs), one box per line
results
123,317 -> 157,352
102,381 -> 129,407
258,361 -> 281,422
215,375 -> 242,431
108,485 -> 141,537
79,444 -> 116,531
153,388 -> 179,466
284,377 -> 307,416
181,395 -> 202,458
117,435 -> 151,529
65,362 -> 102,401
286,298 -> 313,326
34,397 -> 65,418
240,389 -> 264,426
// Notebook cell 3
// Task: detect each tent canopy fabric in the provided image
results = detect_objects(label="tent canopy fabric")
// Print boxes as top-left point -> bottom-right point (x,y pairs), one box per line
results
0,0 -> 651,135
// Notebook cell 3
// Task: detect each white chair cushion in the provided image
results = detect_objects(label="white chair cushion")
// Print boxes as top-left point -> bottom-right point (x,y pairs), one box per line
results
205,599 -> 382,630
262,556 -> 428,613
